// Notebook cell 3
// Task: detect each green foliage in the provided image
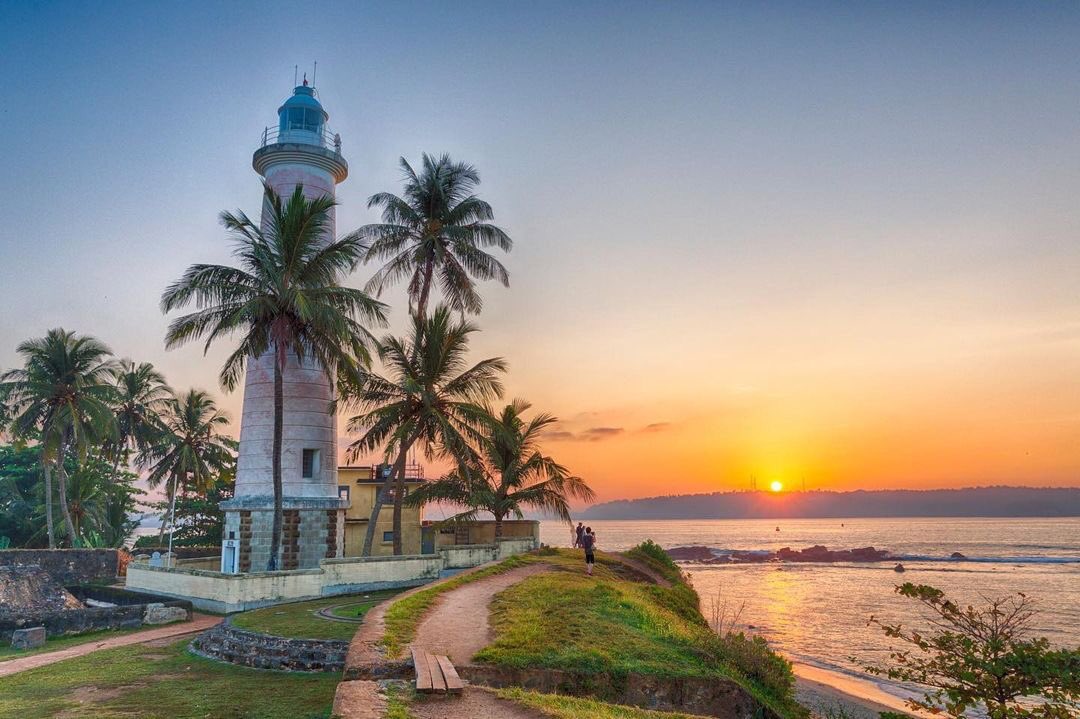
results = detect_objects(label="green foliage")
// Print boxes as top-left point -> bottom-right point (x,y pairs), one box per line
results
143,474 -> 233,546
341,306 -> 506,556
863,583 -> 1080,719
352,152 -> 512,320
406,399 -> 594,533
0,444 -> 142,548
708,631 -> 795,703
626,539 -> 683,584
0,637 -> 337,718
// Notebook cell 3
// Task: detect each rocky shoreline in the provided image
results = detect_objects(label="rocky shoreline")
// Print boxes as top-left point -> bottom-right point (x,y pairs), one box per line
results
667,544 -> 896,564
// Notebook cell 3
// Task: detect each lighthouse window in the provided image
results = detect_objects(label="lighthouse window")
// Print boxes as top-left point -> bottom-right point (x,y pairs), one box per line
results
286,107 -> 322,133
302,449 -> 320,478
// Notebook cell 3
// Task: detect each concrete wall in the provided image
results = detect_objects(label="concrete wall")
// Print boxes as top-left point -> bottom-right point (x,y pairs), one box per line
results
0,549 -> 118,584
127,553 -> 442,613
434,520 -> 541,547
127,531 -> 537,613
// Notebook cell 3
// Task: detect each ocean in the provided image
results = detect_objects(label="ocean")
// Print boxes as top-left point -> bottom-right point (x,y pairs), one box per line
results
539,517 -> 1080,708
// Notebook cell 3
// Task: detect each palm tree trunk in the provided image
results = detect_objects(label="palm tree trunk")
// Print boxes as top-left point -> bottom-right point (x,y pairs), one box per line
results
415,261 -> 435,322
494,513 -> 504,540
391,450 -> 407,556
54,451 -> 79,547
41,456 -> 56,549
157,477 -> 172,544
362,426 -> 424,556
267,347 -> 285,571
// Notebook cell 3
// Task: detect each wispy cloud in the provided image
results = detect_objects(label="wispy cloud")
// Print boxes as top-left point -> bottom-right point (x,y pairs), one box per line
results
640,422 -> 672,433
583,427 -> 624,440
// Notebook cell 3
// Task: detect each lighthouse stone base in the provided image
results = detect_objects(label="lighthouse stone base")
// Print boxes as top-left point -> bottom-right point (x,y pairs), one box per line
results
220,497 -> 346,572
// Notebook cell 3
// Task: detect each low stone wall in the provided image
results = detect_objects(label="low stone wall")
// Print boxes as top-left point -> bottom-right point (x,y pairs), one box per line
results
0,586 -> 193,642
0,549 -> 119,584
130,546 -> 221,559
191,618 -> 348,672
497,536 -> 537,559
127,553 -> 443,613
460,664 -> 779,719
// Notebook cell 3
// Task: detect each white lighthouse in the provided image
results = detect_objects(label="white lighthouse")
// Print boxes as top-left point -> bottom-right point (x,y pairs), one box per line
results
220,80 -> 349,573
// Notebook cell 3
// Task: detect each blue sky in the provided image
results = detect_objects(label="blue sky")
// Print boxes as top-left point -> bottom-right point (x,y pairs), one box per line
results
2,2 -> 1079,498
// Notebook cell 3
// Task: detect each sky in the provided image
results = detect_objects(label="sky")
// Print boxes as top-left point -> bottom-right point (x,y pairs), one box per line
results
1,2 -> 1079,503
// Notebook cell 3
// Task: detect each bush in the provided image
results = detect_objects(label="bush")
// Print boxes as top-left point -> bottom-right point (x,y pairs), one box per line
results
626,539 -> 682,584
711,631 -> 795,702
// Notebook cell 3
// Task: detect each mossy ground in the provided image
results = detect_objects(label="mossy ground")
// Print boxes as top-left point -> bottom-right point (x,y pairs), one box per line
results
230,588 -> 403,640
0,637 -> 337,719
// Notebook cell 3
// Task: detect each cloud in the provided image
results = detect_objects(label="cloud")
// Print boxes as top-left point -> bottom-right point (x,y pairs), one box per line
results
640,422 -> 672,433
583,427 -> 624,441
542,430 -> 578,441
543,426 -> 625,442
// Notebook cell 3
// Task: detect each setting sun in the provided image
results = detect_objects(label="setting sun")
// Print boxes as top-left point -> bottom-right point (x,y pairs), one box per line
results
770,480 -> 783,493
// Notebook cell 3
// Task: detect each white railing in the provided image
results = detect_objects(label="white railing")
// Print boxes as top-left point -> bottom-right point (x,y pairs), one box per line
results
260,125 -> 342,153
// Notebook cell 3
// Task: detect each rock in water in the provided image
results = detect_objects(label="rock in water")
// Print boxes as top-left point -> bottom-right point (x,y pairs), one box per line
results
0,565 -> 82,617
950,552 -> 967,560
893,563 -> 906,572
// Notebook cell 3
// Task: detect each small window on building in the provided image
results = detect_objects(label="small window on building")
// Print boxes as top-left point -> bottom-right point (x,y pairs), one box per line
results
382,531 -> 394,543
338,485 -> 350,501
302,449 -> 320,479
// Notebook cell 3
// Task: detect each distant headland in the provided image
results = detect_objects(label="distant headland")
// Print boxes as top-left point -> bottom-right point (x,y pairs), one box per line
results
580,486 -> 1080,520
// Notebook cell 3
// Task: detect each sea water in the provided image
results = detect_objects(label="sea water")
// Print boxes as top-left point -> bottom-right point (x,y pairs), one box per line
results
539,517 -> 1080,706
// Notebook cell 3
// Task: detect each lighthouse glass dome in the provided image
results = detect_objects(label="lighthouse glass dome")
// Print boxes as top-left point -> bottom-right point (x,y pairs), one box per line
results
277,85 -> 328,144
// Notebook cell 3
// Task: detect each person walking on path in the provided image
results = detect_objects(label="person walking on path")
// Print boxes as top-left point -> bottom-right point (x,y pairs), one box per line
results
574,522 -> 585,548
581,526 -> 596,575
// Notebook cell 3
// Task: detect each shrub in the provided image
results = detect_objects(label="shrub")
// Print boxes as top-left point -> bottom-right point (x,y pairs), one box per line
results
711,630 -> 795,702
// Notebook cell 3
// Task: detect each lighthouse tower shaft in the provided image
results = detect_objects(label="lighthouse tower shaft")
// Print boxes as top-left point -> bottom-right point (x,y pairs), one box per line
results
220,83 -> 350,573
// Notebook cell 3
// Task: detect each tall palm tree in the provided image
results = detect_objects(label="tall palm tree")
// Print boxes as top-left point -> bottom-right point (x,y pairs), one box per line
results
161,184 -> 387,570
407,399 -> 595,538
350,153 -> 513,321
104,359 -> 170,480
342,306 -> 506,555
0,329 -> 117,547
138,389 -> 236,543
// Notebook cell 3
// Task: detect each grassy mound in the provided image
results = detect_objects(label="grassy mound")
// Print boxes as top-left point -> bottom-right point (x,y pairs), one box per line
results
499,687 -> 716,718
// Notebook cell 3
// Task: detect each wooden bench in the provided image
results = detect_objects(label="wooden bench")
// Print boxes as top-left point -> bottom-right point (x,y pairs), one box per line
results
410,646 -> 464,695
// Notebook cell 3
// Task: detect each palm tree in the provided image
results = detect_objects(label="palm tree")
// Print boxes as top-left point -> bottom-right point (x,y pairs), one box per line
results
342,306 -> 506,555
407,399 -> 594,538
0,329 -> 117,547
161,184 -> 386,570
138,389 -> 236,543
104,359 -> 170,480
350,153 -> 512,321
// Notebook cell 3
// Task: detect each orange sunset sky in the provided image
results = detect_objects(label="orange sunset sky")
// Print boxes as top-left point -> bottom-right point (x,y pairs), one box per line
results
2,4 -> 1079,503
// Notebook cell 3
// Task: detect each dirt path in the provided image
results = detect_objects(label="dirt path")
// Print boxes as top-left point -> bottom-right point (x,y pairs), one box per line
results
409,686 -> 547,719
0,613 -> 221,678
412,564 -> 551,665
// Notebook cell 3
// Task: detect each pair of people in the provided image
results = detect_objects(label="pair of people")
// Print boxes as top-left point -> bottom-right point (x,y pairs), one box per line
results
573,521 -> 597,575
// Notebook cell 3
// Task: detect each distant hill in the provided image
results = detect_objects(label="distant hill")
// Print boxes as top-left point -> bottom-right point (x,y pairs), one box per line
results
580,486 -> 1080,519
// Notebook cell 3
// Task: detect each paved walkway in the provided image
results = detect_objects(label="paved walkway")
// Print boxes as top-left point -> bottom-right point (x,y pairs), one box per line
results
0,613 -> 222,678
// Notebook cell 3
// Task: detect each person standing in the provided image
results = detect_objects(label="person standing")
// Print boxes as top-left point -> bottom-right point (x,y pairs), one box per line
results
581,526 -> 596,575
574,522 -> 585,548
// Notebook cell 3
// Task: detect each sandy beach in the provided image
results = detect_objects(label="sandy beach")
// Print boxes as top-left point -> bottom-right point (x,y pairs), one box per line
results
793,662 -> 918,718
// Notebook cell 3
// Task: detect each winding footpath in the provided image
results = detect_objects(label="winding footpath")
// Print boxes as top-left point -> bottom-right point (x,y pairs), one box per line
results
0,613 -> 222,678
334,554 -> 673,719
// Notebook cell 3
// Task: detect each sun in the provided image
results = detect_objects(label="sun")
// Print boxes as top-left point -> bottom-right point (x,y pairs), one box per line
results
769,480 -> 783,493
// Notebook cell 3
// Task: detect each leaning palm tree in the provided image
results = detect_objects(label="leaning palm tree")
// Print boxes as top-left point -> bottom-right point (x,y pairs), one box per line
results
104,360 -> 170,480
342,306 -> 506,555
349,153 -> 512,321
407,399 -> 594,538
138,389 -> 236,543
0,329 -> 117,547
161,184 -> 386,570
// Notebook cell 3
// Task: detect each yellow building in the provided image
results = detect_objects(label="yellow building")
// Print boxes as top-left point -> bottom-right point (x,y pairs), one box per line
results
338,465 -> 426,556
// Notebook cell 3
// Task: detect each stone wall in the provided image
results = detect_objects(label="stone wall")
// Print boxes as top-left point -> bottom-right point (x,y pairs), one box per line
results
0,586 -> 192,642
0,549 -> 119,584
191,619 -> 348,672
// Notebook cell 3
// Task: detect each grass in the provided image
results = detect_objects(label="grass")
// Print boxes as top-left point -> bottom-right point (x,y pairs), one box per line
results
498,687 -> 713,719
383,684 -> 417,719
230,589 -> 403,641
0,637 -> 338,719
0,626 -> 146,660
